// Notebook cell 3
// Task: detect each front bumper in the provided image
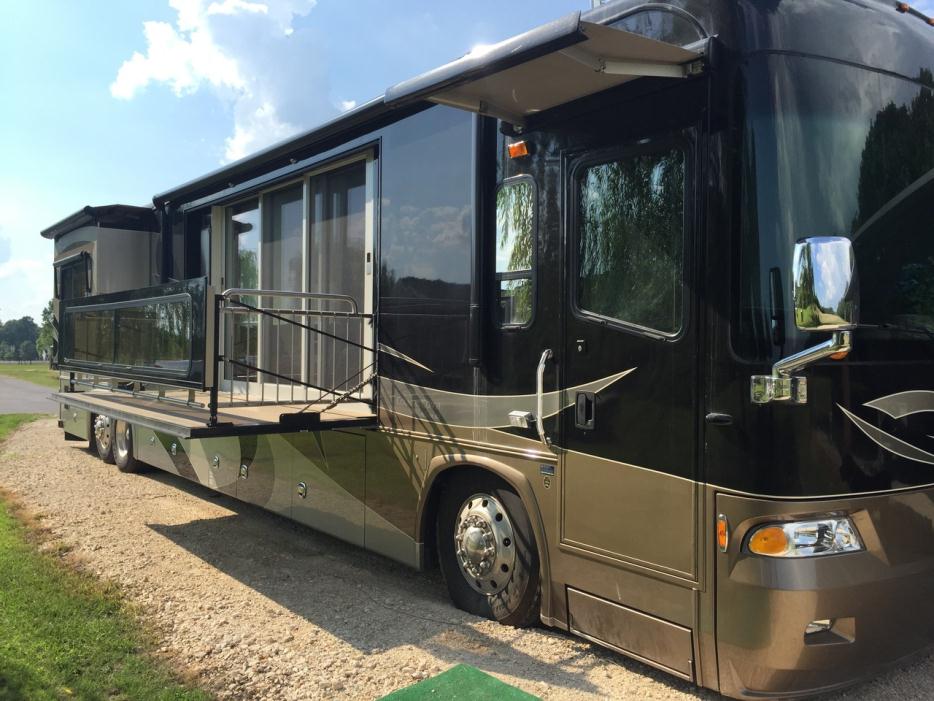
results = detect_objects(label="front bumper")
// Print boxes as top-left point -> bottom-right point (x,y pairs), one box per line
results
716,485 -> 934,698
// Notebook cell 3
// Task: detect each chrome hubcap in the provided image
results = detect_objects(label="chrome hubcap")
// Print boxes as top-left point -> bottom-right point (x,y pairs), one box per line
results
454,493 -> 516,595
114,420 -> 130,461
94,415 -> 112,453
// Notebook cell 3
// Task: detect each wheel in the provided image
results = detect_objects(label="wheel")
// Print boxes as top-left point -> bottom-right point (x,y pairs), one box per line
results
436,472 -> 541,627
93,414 -> 115,464
113,420 -> 141,473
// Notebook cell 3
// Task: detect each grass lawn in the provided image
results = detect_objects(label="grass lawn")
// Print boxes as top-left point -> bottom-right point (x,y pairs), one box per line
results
0,415 -> 210,700
0,414 -> 45,443
0,362 -> 60,390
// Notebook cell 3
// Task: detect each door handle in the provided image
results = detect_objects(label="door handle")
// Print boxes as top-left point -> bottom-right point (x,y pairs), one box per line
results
575,391 -> 595,430
536,349 -> 554,451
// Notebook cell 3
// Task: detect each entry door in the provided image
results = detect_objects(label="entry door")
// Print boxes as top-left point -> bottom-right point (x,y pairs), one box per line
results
560,137 -> 698,580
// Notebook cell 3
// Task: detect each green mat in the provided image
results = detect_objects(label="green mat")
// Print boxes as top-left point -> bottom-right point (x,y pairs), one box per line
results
379,664 -> 539,700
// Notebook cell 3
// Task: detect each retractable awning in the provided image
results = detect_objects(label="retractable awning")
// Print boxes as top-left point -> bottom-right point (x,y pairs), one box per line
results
384,11 -> 705,126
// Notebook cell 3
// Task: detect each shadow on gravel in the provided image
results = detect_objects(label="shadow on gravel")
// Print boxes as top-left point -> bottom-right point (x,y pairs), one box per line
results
141,468 -> 709,699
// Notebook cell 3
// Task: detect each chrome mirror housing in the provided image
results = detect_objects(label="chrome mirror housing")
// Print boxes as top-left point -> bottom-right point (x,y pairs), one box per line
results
792,236 -> 859,332
751,236 -> 859,405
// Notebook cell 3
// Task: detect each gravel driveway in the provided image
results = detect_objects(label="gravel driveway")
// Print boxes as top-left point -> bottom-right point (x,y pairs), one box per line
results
1,419 -> 932,700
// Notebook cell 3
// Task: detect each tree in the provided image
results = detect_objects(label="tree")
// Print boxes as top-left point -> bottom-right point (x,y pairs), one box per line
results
18,341 -> 37,362
36,301 -> 54,360
0,317 -> 39,354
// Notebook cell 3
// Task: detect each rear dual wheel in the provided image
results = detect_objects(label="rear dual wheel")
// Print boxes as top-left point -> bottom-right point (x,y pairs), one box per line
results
436,472 -> 541,627
93,415 -> 140,473
93,414 -> 115,464
113,419 -> 141,473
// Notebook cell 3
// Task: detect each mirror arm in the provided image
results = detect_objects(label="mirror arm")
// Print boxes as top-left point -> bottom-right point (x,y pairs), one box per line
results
773,330 -> 852,377
751,331 -> 852,405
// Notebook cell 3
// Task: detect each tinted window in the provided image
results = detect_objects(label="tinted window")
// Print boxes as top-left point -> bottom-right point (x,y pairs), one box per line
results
379,107 -> 474,389
576,148 -> 685,334
308,162 -> 367,391
263,183 -> 304,382
185,211 -> 211,279
736,55 -> 934,359
226,198 -> 260,381
495,178 -> 535,326
115,298 -> 192,372
66,309 -> 113,362
58,256 -> 90,300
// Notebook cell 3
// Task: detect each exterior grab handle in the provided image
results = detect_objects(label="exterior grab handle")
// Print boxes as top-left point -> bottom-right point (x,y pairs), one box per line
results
536,349 -> 554,451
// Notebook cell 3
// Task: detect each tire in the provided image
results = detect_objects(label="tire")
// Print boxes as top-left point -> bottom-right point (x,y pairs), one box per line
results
93,414 -> 116,464
113,420 -> 142,473
436,471 -> 541,627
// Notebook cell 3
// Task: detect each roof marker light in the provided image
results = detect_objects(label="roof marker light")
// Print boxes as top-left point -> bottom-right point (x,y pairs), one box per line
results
508,141 -> 530,159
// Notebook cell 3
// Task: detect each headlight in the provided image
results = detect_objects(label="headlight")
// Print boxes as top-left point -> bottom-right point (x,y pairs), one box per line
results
746,517 -> 863,558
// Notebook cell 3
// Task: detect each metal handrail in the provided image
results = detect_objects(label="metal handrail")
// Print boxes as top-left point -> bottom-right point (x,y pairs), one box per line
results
221,288 -> 359,314
536,349 -> 553,451
224,307 -> 371,319
209,287 -> 376,427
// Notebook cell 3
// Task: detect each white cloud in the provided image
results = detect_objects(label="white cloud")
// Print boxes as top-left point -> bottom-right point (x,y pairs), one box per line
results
340,99 -> 357,112
0,256 -> 50,321
112,0 -> 337,163
0,188 -> 61,322
0,258 -> 44,280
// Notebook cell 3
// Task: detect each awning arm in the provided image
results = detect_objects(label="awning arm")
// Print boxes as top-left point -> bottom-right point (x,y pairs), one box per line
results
560,44 -> 705,79
427,95 -> 527,127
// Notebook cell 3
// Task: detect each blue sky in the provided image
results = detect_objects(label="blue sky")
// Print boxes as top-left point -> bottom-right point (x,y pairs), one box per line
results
0,0 -> 575,322
1,0 -> 933,323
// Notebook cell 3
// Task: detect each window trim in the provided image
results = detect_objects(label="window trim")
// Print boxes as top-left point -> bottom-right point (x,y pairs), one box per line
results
54,251 -> 92,300
568,136 -> 692,341
493,174 -> 538,330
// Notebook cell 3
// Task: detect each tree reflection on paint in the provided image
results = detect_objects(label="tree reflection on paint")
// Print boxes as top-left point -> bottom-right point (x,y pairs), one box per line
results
853,68 -> 934,332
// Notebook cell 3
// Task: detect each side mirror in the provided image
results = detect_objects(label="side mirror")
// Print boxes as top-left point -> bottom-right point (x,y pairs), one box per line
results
752,236 -> 859,405
792,236 -> 859,332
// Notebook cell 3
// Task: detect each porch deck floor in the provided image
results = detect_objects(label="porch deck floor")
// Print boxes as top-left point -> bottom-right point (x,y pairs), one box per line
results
54,389 -> 376,439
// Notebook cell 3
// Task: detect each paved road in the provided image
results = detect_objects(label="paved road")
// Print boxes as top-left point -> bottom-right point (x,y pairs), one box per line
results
0,376 -> 57,414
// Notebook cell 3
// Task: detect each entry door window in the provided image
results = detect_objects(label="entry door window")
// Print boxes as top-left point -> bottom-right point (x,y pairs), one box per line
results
576,147 -> 685,335
308,161 -> 366,393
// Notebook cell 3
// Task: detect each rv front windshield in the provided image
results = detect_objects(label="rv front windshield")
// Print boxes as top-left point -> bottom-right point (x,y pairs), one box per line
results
733,53 -> 934,360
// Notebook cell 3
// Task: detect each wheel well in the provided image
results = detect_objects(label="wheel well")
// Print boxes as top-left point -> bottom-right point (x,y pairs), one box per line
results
419,465 -> 517,572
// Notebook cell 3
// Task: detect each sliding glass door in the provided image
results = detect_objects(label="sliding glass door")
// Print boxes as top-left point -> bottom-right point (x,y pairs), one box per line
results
262,184 -> 304,385
309,160 -> 368,396
222,153 -> 374,402
226,199 -> 260,384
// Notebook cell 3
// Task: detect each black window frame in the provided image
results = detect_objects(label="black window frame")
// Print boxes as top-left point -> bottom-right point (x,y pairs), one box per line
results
493,174 -> 538,330
568,135 -> 692,341
58,277 -> 208,389
54,251 -> 92,300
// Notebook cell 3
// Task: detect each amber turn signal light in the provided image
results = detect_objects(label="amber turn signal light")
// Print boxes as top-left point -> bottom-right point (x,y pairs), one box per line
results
507,140 -> 529,159
716,513 -> 729,552
748,526 -> 789,556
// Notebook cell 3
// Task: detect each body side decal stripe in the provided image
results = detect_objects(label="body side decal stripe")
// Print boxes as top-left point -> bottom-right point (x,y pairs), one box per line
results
839,404 -> 934,466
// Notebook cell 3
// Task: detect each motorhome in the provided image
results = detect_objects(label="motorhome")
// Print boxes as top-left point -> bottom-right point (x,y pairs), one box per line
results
42,1 -> 934,697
